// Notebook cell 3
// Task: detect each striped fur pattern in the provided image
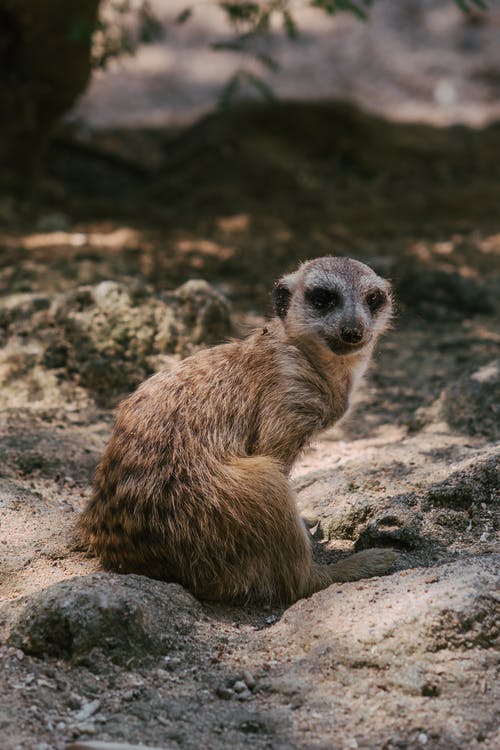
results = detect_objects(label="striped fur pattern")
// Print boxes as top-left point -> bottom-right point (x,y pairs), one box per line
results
78,257 -> 395,603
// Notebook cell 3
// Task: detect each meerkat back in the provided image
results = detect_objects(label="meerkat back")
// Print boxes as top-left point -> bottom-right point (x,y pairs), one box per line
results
78,256 -> 396,603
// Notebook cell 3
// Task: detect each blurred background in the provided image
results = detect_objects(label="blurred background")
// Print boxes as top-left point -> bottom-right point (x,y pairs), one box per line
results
76,0 -> 500,128
0,0 -> 499,415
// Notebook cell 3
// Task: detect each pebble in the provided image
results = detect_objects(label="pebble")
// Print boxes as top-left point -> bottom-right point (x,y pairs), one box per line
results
37,678 -> 53,688
232,680 -> 247,694
122,688 -> 143,701
73,699 -> 101,722
67,693 -> 83,710
237,688 -> 253,701
242,670 -> 256,690
418,733 -> 428,745
73,722 -> 98,736
264,615 -> 279,625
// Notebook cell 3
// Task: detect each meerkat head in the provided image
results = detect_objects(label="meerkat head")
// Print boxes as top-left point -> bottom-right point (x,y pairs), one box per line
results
272,256 -> 393,356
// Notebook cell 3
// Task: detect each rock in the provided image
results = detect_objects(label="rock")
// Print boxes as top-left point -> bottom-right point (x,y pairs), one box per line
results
73,700 -> 101,722
0,279 -> 232,407
0,293 -> 51,332
232,680 -> 248,694
413,360 -> 500,439
285,557 -> 499,655
7,574 -> 201,665
236,688 -> 252,701
170,279 -> 231,346
354,501 -> 422,550
91,281 -> 133,310
241,670 -> 256,690
262,556 -> 499,749
295,437 -> 499,564
425,454 -> 499,510
441,360 -> 500,440
324,498 -> 373,541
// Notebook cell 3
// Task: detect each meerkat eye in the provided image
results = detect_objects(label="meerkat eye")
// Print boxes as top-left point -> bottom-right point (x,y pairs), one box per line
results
366,290 -> 386,312
306,287 -> 340,312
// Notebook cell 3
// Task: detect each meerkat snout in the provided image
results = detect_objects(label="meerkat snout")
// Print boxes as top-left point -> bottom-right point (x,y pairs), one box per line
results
78,255 -> 395,605
340,325 -> 363,345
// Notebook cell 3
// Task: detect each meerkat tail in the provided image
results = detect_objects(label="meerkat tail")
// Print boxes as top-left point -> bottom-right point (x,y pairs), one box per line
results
309,548 -> 396,592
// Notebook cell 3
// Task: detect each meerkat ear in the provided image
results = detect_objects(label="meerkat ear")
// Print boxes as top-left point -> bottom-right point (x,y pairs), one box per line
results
272,281 -> 292,319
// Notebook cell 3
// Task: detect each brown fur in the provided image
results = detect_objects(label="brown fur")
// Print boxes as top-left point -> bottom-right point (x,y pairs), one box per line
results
78,257 -> 395,603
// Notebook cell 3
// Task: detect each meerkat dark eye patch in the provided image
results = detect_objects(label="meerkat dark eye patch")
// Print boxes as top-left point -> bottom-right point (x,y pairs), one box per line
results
305,286 -> 341,312
272,282 -> 292,319
366,289 -> 387,313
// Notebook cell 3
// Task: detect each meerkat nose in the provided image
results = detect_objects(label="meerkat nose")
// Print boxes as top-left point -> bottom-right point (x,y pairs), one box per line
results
340,326 -> 363,344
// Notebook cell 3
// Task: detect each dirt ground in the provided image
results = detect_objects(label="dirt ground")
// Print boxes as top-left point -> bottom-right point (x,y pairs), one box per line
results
0,4 -> 499,750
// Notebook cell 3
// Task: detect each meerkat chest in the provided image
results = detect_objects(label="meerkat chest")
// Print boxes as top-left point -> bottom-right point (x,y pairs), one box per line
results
280,348 -> 351,430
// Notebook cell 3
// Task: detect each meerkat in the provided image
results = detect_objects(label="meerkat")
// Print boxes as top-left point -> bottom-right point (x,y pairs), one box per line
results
78,256 -> 395,604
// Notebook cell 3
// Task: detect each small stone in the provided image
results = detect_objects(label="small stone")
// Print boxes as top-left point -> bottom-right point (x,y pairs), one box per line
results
72,722 -> 97,735
232,680 -> 247,693
237,688 -> 252,701
73,699 -> 101,722
67,693 -> 83,710
37,678 -> 53,688
418,733 -> 428,745
242,670 -> 256,690
264,615 -> 279,625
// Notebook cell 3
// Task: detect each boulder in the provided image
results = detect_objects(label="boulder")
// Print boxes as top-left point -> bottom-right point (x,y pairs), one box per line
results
7,574 -> 202,666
